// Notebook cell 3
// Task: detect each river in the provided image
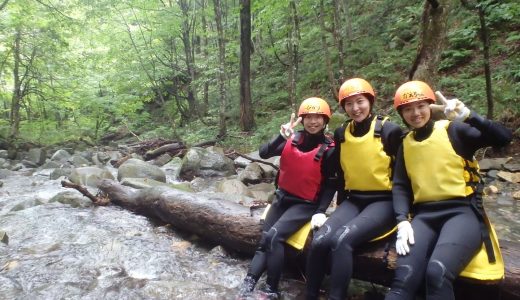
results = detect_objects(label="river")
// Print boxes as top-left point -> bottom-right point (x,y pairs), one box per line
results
0,166 -> 517,299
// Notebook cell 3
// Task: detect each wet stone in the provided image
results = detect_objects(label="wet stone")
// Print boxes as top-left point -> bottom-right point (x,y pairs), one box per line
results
503,164 -> 520,172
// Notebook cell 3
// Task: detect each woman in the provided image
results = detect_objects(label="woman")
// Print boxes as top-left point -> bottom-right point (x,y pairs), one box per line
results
385,81 -> 511,300
306,78 -> 403,300
238,97 -> 337,299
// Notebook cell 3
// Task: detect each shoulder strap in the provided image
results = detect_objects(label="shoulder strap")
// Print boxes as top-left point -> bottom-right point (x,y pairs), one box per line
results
374,115 -> 385,138
314,136 -> 333,161
291,132 -> 302,146
338,120 -> 351,143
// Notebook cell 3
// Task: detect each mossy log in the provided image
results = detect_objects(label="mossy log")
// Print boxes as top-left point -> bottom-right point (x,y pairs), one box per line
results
97,179 -> 520,300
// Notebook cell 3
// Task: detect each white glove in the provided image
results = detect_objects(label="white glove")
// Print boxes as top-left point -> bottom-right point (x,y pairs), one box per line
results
310,213 -> 327,229
396,220 -> 415,256
280,113 -> 302,140
431,91 -> 470,122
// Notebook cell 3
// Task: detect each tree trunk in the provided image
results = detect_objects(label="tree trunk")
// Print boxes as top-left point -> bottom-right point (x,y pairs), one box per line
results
333,0 -> 346,82
96,180 -> 520,300
287,0 -> 300,109
239,0 -> 255,132
318,0 -> 338,100
200,0 -> 210,116
9,29 -> 22,139
409,0 -> 453,82
478,6 -> 493,120
213,0 -> 227,137
178,0 -> 198,119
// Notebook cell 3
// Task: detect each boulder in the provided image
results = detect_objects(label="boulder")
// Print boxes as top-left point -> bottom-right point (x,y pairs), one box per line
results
68,166 -> 115,187
238,162 -> 264,184
117,158 -> 166,182
50,149 -> 72,163
179,147 -> 236,180
478,157 -> 513,171
27,148 -> 47,166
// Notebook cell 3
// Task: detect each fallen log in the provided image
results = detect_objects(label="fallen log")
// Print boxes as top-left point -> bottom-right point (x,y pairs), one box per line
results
97,179 -> 520,299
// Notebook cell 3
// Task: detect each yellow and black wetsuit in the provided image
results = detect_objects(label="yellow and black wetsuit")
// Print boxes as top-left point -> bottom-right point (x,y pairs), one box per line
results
386,112 -> 512,300
306,114 -> 403,300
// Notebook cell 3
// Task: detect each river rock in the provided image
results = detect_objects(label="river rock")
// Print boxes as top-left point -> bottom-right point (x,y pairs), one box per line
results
20,159 -> 39,168
50,167 -> 73,180
70,154 -> 91,167
513,191 -> 520,200
0,169 -> 15,179
179,147 -> 236,181
161,157 -> 182,181
238,162 -> 263,184
49,191 -> 93,208
0,150 -> 8,159
27,148 -> 47,166
217,179 -> 253,197
152,153 -> 172,167
69,166 -> 115,187
50,149 -> 72,163
248,182 -> 275,203
117,158 -> 166,182
497,171 -> 520,183
121,177 -> 193,192
478,157 -> 512,171
503,163 -> 520,172
0,231 -> 8,245
484,185 -> 499,194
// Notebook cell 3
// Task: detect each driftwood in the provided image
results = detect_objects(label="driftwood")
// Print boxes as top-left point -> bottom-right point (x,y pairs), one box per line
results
94,179 -> 519,299
61,180 -> 110,206
143,142 -> 185,160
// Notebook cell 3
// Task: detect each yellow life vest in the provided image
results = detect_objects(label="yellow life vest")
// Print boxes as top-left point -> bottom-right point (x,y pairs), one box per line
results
340,116 -> 392,191
403,120 -> 475,203
460,215 -> 504,281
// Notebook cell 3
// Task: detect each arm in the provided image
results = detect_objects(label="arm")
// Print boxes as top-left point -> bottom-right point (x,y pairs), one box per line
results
333,127 -> 346,203
259,134 -> 287,159
315,146 -> 338,213
448,111 -> 513,160
392,145 -> 414,223
381,121 -> 404,157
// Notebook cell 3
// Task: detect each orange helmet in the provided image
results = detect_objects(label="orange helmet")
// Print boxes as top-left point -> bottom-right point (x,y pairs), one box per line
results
394,81 -> 436,109
298,97 -> 331,119
338,78 -> 375,105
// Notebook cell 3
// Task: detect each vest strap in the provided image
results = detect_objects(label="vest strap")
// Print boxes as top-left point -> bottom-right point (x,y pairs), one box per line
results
470,178 -> 496,263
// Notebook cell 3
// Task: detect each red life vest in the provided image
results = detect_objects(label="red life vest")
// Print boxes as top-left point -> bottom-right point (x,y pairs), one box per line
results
277,133 -> 333,202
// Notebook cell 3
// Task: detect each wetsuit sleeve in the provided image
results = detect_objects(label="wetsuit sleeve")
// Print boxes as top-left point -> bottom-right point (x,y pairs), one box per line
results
333,127 -> 345,203
392,145 -> 413,222
448,111 -> 513,160
315,146 -> 338,213
381,121 -> 404,157
259,134 -> 287,159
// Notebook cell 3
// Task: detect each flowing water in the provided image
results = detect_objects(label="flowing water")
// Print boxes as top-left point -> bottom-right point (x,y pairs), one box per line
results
0,170 -> 517,299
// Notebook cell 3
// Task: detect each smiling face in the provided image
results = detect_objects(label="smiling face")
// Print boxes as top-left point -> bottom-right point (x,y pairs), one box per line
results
400,100 -> 431,129
302,114 -> 326,134
342,94 -> 371,123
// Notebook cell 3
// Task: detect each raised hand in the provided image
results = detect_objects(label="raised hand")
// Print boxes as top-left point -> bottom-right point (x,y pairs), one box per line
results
430,91 -> 470,122
280,113 -> 302,139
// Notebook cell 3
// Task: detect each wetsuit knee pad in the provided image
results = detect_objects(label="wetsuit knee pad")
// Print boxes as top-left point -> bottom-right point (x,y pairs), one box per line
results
331,225 -> 356,252
392,264 -> 415,289
310,224 -> 333,249
426,260 -> 456,290
259,227 -> 279,251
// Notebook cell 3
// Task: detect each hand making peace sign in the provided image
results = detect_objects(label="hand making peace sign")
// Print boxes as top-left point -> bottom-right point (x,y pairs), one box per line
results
430,91 -> 470,122
280,113 -> 302,140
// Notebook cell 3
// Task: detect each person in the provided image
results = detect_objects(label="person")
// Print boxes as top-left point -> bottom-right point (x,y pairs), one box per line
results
305,78 -> 403,300
385,81 -> 512,300
238,97 -> 337,299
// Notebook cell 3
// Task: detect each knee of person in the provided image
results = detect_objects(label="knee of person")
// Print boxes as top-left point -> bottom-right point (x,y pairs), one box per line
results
259,227 -> 279,251
310,225 -> 332,249
393,264 -> 415,287
426,260 -> 455,290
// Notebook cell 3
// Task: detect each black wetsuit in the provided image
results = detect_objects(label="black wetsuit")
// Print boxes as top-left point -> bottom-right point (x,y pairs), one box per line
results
246,130 -> 337,293
385,112 -> 512,300
306,115 -> 403,300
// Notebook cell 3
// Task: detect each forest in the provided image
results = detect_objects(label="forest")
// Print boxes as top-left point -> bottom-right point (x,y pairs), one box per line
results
0,0 -> 518,154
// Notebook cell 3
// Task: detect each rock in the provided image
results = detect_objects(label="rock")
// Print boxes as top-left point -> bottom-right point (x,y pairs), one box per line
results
248,183 -> 275,203
0,150 -> 8,159
259,163 -> 277,179
478,157 -> 512,171
152,153 -> 172,167
120,177 -> 193,192
0,181 -> 3,188
27,148 -> 47,166
486,170 -> 499,179
161,157 -> 183,181
70,155 -> 91,167
513,191 -> 520,200
50,167 -> 73,180
117,158 -> 166,182
496,171 -> 520,183
503,164 -> 520,172
40,160 -> 62,169
50,149 -> 72,162
238,162 -> 264,184
484,185 -> 499,194
179,147 -> 236,180
68,166 -> 115,187
0,231 -> 7,244
217,179 -> 253,197
0,169 -> 16,179
49,191 -> 93,208
20,160 -> 38,168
